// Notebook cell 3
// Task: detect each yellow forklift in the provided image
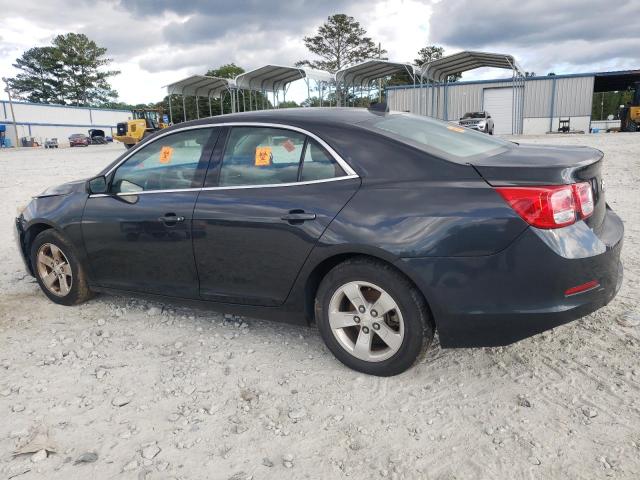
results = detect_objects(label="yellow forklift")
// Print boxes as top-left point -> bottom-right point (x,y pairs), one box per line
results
114,108 -> 169,149
620,81 -> 640,132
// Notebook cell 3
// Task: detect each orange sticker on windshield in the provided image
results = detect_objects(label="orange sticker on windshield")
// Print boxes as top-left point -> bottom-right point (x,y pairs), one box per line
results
447,125 -> 466,133
255,146 -> 272,166
159,146 -> 174,164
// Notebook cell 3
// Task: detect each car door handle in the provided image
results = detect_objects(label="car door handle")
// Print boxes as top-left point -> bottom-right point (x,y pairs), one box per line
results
158,214 -> 185,225
281,210 -> 316,223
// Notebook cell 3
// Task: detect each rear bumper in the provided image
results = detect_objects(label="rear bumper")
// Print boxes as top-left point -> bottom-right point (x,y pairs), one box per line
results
399,207 -> 624,347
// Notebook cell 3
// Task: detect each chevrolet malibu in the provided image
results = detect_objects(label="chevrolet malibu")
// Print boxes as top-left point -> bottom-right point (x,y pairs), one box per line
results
15,108 -> 624,376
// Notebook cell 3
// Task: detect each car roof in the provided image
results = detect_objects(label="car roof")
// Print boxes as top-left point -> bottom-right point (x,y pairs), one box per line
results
177,107 -> 388,130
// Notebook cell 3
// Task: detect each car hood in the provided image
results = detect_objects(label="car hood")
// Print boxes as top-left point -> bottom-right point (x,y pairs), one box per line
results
459,118 -> 485,124
36,179 -> 87,198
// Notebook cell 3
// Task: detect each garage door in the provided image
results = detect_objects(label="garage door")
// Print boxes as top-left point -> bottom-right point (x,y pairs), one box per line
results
483,88 -> 513,135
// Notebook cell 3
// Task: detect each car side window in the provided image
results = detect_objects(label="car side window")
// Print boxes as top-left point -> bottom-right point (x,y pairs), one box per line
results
219,127 -> 306,187
300,139 -> 345,181
111,128 -> 212,193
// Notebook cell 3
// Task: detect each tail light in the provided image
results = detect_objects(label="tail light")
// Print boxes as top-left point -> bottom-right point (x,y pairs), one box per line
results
573,182 -> 594,217
496,182 -> 594,229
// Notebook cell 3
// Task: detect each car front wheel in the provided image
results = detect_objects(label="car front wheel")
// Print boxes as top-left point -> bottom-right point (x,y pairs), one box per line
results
30,229 -> 93,306
315,257 -> 433,376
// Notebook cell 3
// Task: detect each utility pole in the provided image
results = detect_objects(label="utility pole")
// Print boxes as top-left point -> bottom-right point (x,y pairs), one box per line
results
2,77 -> 20,148
378,43 -> 382,103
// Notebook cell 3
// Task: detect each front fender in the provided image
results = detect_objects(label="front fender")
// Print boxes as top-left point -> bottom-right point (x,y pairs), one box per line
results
19,193 -> 90,278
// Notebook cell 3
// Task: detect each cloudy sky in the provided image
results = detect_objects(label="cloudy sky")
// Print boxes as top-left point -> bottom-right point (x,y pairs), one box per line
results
1,0 -> 638,104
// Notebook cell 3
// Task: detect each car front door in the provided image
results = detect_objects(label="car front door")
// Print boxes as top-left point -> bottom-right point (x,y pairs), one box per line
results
193,126 -> 360,306
82,127 -> 219,298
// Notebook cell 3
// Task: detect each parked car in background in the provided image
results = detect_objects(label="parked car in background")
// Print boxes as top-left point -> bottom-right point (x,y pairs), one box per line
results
44,138 -> 59,149
88,129 -> 107,145
459,111 -> 494,134
15,108 -> 623,376
69,133 -> 90,147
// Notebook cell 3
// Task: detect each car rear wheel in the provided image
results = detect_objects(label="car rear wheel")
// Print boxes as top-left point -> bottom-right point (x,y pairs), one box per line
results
315,257 -> 433,376
30,230 -> 93,306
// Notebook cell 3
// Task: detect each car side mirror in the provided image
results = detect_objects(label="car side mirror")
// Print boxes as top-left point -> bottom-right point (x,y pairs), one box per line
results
88,175 -> 107,194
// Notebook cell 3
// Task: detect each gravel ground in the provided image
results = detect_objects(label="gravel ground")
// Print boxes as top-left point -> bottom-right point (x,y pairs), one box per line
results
1,134 -> 639,480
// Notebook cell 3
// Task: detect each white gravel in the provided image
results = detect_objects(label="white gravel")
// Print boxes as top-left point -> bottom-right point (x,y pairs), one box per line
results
1,134 -> 639,479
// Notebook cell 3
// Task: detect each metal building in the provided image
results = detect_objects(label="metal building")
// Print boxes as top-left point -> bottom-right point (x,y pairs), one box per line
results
387,69 -> 640,135
0,100 -> 131,147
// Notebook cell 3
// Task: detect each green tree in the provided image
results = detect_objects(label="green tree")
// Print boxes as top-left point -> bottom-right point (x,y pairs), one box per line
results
8,33 -> 119,106
591,91 -> 634,120
414,44 -> 461,82
414,45 -> 444,66
206,63 -> 245,79
296,14 -> 385,73
278,100 -> 299,109
53,33 -> 120,106
8,47 -> 64,103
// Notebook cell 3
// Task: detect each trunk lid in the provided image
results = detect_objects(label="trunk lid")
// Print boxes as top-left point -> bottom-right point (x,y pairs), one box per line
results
472,144 -> 606,229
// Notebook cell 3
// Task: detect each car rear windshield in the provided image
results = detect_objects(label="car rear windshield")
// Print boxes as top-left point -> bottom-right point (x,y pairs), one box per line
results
358,113 -> 512,162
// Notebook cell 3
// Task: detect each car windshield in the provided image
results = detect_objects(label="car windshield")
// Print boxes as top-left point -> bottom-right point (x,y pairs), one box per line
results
463,112 -> 485,119
70,134 -> 84,138
358,113 -> 511,161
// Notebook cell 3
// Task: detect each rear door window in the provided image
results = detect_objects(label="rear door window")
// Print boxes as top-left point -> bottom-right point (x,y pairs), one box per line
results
219,127 -> 306,186
300,139 -> 345,181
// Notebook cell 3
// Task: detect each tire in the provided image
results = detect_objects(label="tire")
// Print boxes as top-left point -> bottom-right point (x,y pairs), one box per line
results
315,257 -> 433,376
30,229 -> 94,306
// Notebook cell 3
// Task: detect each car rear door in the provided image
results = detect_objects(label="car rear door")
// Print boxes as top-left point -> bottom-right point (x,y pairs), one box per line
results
192,125 -> 360,306
82,127 -> 219,298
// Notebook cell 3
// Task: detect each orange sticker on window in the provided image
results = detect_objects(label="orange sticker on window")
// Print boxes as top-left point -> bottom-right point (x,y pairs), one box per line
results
282,139 -> 295,152
159,146 -> 174,164
255,146 -> 272,166
447,125 -> 466,133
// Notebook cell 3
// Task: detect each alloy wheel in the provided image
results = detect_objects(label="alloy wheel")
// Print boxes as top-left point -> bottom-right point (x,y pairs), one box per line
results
36,243 -> 73,297
328,281 -> 404,362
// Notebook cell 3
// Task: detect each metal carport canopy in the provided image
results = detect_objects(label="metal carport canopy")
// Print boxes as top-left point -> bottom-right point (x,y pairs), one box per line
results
336,59 -> 416,87
421,51 -> 523,81
164,75 -> 235,98
234,65 -> 333,92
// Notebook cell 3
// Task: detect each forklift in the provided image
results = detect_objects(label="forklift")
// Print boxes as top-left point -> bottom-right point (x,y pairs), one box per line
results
113,108 -> 169,149
620,81 -> 640,132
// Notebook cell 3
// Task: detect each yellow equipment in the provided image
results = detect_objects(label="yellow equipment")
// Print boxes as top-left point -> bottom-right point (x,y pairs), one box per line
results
114,108 -> 169,149
620,81 -> 640,132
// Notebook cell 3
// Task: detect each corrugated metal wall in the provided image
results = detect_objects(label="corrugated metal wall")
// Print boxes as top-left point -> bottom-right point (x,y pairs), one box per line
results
523,78 -> 553,117
387,75 -> 595,122
552,76 -> 594,117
